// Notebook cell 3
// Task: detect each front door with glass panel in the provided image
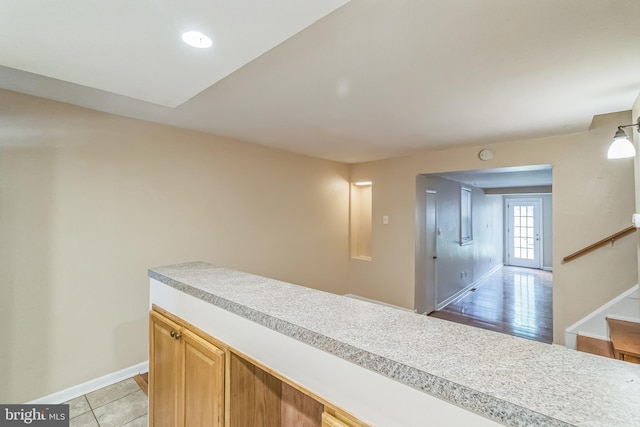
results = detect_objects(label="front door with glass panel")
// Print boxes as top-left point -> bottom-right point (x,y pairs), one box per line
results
506,199 -> 542,269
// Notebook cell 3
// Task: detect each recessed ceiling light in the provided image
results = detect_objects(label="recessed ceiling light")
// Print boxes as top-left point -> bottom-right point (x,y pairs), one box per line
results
181,31 -> 213,49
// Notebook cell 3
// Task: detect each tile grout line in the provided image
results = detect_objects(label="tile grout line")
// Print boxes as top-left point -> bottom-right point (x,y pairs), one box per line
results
91,408 -> 100,427
91,389 -> 148,426
68,376 -> 148,426
89,388 -> 143,411
119,413 -> 147,427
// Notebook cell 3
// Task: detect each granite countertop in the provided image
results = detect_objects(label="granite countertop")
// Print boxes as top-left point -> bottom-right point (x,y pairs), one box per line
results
149,261 -> 640,427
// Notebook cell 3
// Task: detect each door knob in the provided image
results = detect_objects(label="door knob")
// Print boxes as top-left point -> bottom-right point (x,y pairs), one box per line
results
433,256 -> 438,259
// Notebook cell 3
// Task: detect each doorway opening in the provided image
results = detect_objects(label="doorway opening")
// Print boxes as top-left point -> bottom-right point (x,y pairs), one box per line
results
415,165 -> 553,344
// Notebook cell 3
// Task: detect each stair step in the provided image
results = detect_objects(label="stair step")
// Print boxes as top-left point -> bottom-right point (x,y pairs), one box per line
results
576,334 -> 613,358
606,317 -> 640,364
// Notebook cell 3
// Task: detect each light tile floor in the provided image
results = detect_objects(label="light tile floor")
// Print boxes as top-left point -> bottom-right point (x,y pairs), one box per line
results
65,378 -> 147,427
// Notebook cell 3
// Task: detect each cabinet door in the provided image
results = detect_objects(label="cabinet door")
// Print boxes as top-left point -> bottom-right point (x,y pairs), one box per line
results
182,329 -> 225,427
149,311 -> 183,427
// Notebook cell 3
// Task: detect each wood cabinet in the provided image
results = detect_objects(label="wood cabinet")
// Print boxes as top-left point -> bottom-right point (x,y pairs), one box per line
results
150,306 -> 368,427
228,352 -> 324,427
322,409 -> 368,427
323,412 -> 349,427
149,310 -> 225,427
229,353 -> 281,425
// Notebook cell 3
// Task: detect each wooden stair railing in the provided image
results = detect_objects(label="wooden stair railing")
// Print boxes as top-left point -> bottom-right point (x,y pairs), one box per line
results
562,226 -> 636,263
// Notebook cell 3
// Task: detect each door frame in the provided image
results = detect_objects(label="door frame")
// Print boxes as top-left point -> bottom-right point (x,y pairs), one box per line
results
424,189 -> 438,314
414,186 -> 438,315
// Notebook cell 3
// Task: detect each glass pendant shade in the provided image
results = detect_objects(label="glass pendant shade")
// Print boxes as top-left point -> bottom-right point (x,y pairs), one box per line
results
607,128 -> 636,159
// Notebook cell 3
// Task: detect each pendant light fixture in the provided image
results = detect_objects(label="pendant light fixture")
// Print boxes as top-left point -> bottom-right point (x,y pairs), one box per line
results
607,117 -> 640,159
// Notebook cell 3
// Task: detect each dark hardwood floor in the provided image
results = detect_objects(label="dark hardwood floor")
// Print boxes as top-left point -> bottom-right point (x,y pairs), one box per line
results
429,266 -> 553,344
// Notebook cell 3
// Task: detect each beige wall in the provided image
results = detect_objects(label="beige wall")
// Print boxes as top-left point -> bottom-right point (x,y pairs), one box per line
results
0,90 -> 350,402
348,111 -> 637,344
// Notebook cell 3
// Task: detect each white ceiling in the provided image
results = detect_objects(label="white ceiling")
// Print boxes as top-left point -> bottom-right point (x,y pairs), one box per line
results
2,0 -> 640,163
0,0 -> 348,107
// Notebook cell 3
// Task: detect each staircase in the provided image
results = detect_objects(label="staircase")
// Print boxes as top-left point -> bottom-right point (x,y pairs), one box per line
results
606,317 -> 640,363
566,285 -> 640,363
576,334 -> 614,358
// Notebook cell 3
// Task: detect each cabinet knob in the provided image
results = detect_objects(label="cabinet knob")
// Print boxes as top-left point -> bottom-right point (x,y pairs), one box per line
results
170,330 -> 176,338
173,332 -> 182,340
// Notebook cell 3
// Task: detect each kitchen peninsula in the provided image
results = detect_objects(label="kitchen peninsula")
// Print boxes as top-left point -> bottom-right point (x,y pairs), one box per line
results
148,262 -> 640,427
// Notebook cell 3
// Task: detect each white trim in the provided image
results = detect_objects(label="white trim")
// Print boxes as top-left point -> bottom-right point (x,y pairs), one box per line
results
27,361 -> 149,404
565,333 -> 577,351
565,284 -> 639,333
459,187 -> 473,246
436,264 -> 503,311
542,266 -> 553,272
564,284 -> 639,348
576,330 -> 608,341
344,294 -> 415,312
605,314 -> 640,324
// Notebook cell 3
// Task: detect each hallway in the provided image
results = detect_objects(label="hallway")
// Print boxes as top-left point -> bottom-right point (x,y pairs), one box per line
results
429,266 -> 553,343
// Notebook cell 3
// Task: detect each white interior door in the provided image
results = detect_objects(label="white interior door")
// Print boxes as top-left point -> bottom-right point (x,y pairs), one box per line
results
506,199 -> 542,269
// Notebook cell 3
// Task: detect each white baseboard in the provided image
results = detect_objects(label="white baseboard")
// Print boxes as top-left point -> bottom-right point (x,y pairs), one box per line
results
564,283 -> 639,349
565,284 -> 639,334
436,264 -> 503,311
27,361 -> 149,404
